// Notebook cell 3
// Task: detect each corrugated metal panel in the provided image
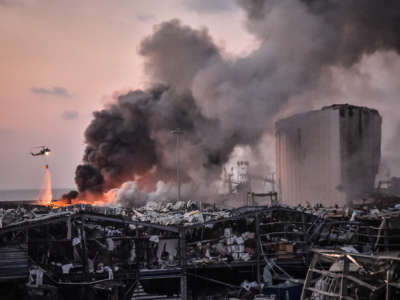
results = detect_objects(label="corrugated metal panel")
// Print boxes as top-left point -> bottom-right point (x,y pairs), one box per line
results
0,246 -> 29,280
276,109 -> 346,207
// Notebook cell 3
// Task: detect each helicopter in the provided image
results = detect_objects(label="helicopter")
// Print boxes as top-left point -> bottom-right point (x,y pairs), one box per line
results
30,146 -> 51,156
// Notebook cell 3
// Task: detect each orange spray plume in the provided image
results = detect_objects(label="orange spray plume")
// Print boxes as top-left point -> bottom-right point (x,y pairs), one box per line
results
37,164 -> 53,205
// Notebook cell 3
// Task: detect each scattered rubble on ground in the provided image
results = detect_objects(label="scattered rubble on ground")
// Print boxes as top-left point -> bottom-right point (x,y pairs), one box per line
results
2,200 -> 400,299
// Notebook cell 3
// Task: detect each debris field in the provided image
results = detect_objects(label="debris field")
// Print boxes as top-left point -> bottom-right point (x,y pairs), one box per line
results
2,201 -> 400,299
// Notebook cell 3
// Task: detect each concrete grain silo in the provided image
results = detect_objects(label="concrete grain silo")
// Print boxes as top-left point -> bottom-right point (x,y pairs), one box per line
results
275,104 -> 381,207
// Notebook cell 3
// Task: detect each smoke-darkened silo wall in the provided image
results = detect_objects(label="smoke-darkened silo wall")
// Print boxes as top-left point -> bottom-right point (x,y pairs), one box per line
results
276,104 -> 381,207
336,105 -> 382,205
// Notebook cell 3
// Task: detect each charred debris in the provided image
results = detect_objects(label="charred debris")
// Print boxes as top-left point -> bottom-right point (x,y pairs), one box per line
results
2,200 -> 400,300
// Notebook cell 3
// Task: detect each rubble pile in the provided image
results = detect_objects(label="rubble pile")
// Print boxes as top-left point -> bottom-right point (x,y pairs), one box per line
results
0,200 -> 232,230
186,228 -> 256,265
2,201 -> 400,299
131,200 -> 232,226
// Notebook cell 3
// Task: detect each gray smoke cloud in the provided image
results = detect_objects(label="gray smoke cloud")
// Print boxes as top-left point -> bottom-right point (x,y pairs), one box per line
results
288,51 -> 400,178
139,20 -> 221,91
113,180 -> 209,208
77,82 -> 236,194
75,1 -> 400,197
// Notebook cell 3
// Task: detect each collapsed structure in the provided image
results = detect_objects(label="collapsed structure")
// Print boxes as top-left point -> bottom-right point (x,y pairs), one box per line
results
0,202 -> 316,299
2,200 -> 400,300
276,104 -> 382,207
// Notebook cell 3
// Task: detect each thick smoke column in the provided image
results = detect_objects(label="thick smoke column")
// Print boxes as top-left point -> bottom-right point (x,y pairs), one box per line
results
193,0 -> 400,131
76,1 -> 400,196
77,83 -> 235,193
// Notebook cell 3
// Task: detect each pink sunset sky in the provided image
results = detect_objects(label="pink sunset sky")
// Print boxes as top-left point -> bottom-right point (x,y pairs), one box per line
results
2,0 -> 400,191
0,0 -> 256,189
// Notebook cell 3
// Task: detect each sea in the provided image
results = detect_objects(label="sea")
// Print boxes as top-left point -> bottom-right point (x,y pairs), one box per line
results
0,188 -> 72,202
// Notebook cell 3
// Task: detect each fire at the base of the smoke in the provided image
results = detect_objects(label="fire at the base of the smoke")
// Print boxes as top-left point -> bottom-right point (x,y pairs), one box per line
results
55,190 -> 116,207
54,180 -> 212,208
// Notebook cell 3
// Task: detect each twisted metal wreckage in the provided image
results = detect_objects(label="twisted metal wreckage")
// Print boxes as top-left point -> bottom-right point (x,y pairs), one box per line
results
1,201 -> 400,299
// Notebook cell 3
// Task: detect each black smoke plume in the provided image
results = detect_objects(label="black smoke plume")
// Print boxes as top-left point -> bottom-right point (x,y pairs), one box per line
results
75,1 -> 400,195
76,83 -> 238,193
60,190 -> 79,204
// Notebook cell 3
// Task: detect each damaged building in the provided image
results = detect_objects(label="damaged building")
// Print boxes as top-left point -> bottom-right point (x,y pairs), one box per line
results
276,104 -> 382,208
3,198 -> 400,300
1,104 -> 400,300
0,202 -> 322,299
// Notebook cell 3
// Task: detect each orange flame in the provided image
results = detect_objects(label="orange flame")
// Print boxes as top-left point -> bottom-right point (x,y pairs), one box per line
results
52,165 -> 168,207
53,189 -> 117,207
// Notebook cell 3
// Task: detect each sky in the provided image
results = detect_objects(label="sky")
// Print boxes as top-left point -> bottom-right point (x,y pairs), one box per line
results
0,0 -> 257,189
2,0 -> 400,192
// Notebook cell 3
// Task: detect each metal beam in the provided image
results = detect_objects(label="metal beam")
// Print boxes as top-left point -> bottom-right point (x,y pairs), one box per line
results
79,213 -> 179,233
0,215 -> 73,235
187,272 -> 240,289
